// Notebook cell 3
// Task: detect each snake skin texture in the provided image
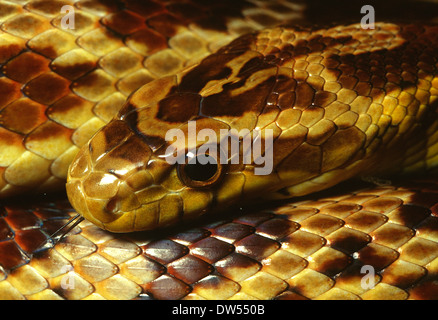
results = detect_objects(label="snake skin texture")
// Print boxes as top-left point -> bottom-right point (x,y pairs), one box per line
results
67,22 -> 438,233
0,0 -> 307,197
1,0 -> 438,300
2,179 -> 438,300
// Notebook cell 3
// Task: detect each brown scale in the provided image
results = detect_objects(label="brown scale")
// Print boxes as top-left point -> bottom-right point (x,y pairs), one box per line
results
24,73 -> 71,105
0,78 -> 21,108
51,52 -> 98,81
167,255 -> 214,284
3,52 -> 50,83
0,99 -> 47,135
0,219 -> 13,241
189,237 -> 234,264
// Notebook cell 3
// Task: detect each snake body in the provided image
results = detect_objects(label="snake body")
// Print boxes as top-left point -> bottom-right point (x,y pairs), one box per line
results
1,0 -> 438,300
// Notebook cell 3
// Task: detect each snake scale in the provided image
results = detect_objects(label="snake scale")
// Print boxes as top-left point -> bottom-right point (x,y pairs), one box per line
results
1,0 -> 438,300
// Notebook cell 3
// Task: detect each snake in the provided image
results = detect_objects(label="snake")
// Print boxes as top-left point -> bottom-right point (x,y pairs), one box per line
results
1,0 -> 438,300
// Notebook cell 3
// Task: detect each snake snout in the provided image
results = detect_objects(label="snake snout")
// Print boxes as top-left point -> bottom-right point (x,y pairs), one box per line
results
66,120 -> 164,232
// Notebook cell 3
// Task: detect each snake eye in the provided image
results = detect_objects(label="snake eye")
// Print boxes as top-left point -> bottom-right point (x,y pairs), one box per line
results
177,153 -> 223,188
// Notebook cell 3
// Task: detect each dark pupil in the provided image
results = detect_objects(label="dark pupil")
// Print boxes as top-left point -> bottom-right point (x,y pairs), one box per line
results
185,155 -> 217,181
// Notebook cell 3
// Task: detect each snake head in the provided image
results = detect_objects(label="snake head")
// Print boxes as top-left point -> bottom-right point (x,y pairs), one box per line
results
65,113 -> 273,232
66,101 -> 278,232
66,38 -> 285,232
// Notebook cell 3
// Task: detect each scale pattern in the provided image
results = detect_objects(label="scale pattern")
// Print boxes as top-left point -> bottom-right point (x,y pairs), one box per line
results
0,0 -> 302,196
1,0 -> 438,300
66,22 -> 438,233
1,179 -> 438,299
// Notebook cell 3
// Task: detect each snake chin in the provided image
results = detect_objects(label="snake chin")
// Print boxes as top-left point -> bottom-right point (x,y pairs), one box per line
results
66,148 -> 180,232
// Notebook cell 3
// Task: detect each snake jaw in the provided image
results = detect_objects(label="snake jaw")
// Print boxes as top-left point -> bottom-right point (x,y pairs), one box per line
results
66,145 -> 130,231
66,121 -> 193,232
66,118 -> 162,232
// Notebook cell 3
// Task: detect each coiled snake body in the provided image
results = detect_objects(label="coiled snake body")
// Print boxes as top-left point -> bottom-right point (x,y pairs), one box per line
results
1,0 -> 438,300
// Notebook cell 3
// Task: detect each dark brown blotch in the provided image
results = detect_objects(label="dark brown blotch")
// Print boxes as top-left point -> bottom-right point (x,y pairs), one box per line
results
201,74 -> 277,118
193,1 -> 254,32
389,205 -> 431,228
211,222 -> 254,242
47,94 -> 93,121
214,252 -> 261,278
371,223 -> 414,247
14,229 -> 46,254
218,32 -> 257,55
189,237 -> 234,264
357,244 -> 399,271
234,211 -> 274,226
51,57 -> 96,80
167,255 -> 213,284
103,135 -> 151,166
166,2 -> 206,21
311,250 -> 352,277
178,53 -> 235,93
141,135 -> 166,152
146,13 -> 186,38
126,28 -> 168,56
25,0 -> 71,15
278,143 -> 322,179
0,98 -> 47,135
313,91 -> 336,107
143,239 -> 189,265
124,0 -> 164,17
0,40 -> 23,65
256,218 -> 299,240
156,93 -> 201,122
326,228 -> 371,255
100,120 -> 133,154
3,52 -> 49,83
277,91 -> 296,110
102,10 -> 146,35
24,72 -> 70,105
144,274 -> 191,300
235,234 -> 280,261
0,218 -> 13,242
0,240 -> 29,271
170,228 -> 211,244
334,262 -> 372,288
237,56 -> 265,77
5,208 -> 41,230
0,78 -> 23,108
382,261 -> 427,289
24,121 -> 72,144
416,216 -> 438,239
408,276 -> 438,300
